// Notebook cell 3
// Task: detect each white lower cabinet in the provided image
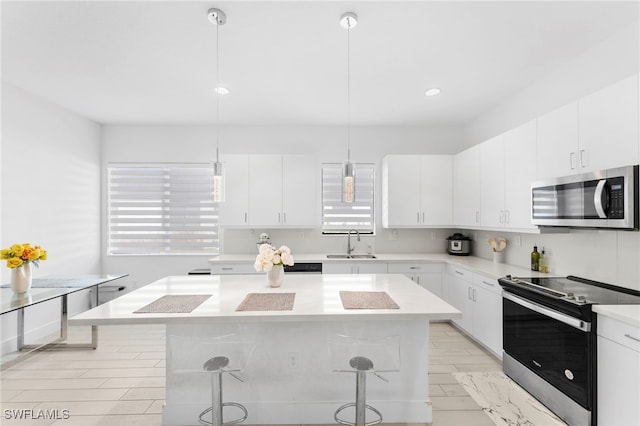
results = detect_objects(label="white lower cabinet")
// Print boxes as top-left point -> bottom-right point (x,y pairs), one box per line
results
597,315 -> 640,426
322,262 -> 388,274
387,262 -> 443,298
444,265 -> 502,357
210,263 -> 260,275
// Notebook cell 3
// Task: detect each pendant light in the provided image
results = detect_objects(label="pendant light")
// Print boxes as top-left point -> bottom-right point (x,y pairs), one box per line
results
341,12 -> 358,203
208,7 -> 226,202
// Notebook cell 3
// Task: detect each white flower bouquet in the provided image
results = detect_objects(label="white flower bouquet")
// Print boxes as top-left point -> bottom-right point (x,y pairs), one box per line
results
254,244 -> 294,272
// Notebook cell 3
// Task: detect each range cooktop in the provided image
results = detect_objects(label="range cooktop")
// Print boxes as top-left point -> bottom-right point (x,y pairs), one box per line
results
501,275 -> 640,305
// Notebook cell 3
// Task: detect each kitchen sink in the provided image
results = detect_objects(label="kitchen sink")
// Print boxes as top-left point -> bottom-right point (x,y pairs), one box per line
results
326,254 -> 377,259
326,254 -> 352,259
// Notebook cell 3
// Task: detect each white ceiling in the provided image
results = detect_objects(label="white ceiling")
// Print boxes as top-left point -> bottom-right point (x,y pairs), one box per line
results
2,1 -> 639,126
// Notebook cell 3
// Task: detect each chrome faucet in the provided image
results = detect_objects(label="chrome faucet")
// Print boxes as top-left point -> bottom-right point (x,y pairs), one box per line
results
347,229 -> 360,254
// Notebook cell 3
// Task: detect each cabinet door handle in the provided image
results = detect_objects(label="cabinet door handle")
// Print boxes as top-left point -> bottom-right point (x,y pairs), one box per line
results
455,270 -> 464,276
278,212 -> 281,223
416,276 -> 420,285
417,212 -> 420,223
482,280 -> 495,287
422,212 -> 425,223
505,210 -> 510,224
473,289 -> 477,302
499,210 -> 504,223
222,267 -> 233,271
580,149 -> 587,168
409,266 -> 420,270
467,287 -> 472,300
475,211 -> 480,223
624,334 -> 640,342
244,212 -> 248,223
570,152 -> 577,170
283,212 -> 286,223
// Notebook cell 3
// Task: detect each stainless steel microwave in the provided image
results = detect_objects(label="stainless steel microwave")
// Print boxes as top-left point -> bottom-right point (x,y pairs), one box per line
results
531,165 -> 639,230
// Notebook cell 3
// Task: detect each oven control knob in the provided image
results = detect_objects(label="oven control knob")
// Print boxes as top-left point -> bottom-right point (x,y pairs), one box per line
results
576,295 -> 587,303
565,369 -> 575,381
565,292 -> 574,300
505,275 -> 512,280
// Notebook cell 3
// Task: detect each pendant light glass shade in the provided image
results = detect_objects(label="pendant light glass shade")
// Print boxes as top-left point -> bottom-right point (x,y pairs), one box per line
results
343,161 -> 354,203
212,159 -> 225,203
209,8 -> 226,203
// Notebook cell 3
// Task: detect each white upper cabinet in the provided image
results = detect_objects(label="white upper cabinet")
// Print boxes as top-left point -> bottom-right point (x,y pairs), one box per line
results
504,120 -> 537,230
478,120 -> 537,231
281,155 -> 317,227
537,75 -> 639,179
578,74 -> 639,172
382,155 -> 452,227
248,154 -> 317,228
453,145 -> 481,227
479,134 -> 506,228
536,102 -> 579,179
218,154 -> 250,227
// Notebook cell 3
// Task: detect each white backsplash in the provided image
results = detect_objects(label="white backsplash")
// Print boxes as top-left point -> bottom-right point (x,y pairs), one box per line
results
471,229 -> 640,291
223,227 -> 640,291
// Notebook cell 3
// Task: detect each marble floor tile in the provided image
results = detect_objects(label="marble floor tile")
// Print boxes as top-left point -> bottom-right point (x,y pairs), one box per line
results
121,387 -> 166,400
431,409 -> 496,426
428,373 -> 459,385
50,414 -> 163,425
453,371 -> 568,426
99,377 -> 165,389
9,388 -> 129,402
1,378 -> 108,390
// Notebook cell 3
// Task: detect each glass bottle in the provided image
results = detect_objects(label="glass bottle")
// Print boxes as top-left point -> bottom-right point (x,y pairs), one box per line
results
539,247 -> 549,273
531,245 -> 540,271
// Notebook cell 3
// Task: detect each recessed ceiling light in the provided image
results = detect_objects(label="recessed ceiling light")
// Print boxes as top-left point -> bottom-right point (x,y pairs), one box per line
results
214,87 -> 229,95
425,88 -> 441,97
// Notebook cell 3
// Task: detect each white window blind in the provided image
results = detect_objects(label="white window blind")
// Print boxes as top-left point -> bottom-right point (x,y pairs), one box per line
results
108,163 -> 219,255
322,163 -> 375,234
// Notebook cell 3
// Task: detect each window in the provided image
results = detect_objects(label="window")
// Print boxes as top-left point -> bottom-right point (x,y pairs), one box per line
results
322,163 -> 375,234
107,163 -> 219,255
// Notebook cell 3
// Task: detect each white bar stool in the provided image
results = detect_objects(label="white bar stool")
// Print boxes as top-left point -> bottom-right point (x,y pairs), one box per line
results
199,355 -> 247,426
330,335 -> 400,426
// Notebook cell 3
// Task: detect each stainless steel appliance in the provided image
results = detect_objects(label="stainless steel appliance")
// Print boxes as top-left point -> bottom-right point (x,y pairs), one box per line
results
531,165 -> 639,230
498,275 -> 640,426
446,233 -> 471,256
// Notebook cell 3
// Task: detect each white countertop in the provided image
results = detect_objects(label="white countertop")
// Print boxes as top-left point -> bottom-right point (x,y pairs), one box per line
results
209,252 -> 539,279
208,253 -> 640,327
70,273 -> 461,326
593,305 -> 640,328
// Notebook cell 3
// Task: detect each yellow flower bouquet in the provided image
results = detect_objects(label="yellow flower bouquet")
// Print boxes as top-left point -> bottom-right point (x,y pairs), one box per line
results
1,243 -> 48,269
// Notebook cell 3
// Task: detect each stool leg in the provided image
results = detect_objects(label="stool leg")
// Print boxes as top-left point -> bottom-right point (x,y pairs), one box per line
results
211,371 -> 223,426
355,370 -> 367,426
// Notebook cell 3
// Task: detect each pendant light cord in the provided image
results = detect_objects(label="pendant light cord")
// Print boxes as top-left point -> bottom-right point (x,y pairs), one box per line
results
347,23 -> 351,164
215,21 -> 220,163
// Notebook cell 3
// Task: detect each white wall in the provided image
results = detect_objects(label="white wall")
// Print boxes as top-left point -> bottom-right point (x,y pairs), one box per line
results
1,84 -> 102,354
101,124 -> 464,287
463,20 -> 640,148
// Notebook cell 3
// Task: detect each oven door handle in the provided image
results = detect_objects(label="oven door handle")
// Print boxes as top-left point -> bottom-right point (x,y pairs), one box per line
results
594,179 -> 608,219
503,292 -> 591,332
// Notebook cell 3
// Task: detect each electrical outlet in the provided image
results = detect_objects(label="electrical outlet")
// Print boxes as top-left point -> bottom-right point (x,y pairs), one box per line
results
288,352 -> 299,369
430,232 -> 437,240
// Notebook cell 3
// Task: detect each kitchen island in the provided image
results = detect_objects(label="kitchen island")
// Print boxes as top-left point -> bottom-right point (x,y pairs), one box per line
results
71,273 -> 460,425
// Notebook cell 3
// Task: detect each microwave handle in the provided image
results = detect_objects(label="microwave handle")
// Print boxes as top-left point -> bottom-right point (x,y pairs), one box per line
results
594,179 -> 608,219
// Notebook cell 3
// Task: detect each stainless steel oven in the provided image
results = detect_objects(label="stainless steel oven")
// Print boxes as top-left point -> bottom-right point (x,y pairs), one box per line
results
499,275 -> 640,426
531,165 -> 638,230
503,292 -> 594,425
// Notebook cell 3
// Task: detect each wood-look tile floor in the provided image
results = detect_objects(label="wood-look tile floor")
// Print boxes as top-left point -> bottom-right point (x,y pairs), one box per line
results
0,322 -> 500,426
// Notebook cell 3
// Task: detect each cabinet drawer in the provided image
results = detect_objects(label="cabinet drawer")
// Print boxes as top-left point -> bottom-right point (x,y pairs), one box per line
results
446,264 -> 472,282
472,273 -> 501,295
388,262 -> 443,274
597,315 -> 640,353
210,263 -> 260,275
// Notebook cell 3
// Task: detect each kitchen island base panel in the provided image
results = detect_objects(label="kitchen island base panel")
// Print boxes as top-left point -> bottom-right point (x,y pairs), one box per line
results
163,320 -> 431,425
